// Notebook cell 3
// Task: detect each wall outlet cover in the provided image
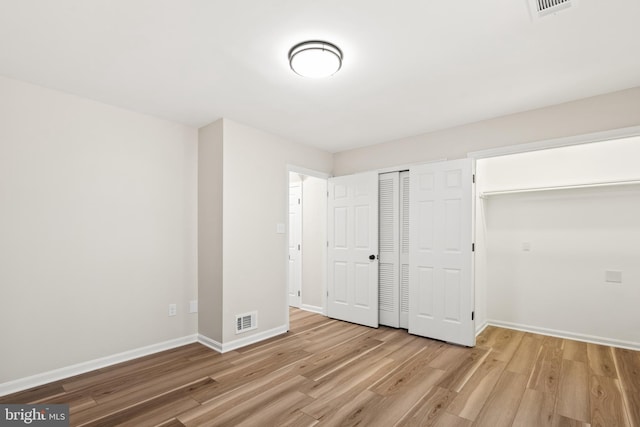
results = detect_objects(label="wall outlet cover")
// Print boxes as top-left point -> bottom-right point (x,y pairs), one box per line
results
605,270 -> 622,284
189,300 -> 198,313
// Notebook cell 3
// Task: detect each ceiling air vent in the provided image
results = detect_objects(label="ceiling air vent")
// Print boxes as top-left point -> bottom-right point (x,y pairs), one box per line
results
235,311 -> 257,334
529,0 -> 575,19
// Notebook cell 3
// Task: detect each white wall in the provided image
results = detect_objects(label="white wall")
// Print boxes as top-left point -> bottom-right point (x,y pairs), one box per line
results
0,76 -> 198,384
198,119 -> 224,342
333,87 -> 640,176
221,119 -> 332,343
477,136 -> 640,347
301,176 -> 327,311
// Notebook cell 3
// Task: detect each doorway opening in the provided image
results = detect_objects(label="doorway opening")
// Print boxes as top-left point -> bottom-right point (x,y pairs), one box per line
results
287,169 -> 328,316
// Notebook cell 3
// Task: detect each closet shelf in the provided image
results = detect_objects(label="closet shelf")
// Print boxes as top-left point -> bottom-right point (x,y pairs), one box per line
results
479,179 -> 640,198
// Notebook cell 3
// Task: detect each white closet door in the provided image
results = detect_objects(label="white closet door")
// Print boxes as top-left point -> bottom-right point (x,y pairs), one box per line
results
288,184 -> 302,307
378,172 -> 400,328
399,171 -> 410,329
409,159 -> 475,346
328,172 -> 379,328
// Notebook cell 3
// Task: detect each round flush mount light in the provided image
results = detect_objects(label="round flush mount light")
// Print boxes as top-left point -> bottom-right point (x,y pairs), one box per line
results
288,40 -> 343,78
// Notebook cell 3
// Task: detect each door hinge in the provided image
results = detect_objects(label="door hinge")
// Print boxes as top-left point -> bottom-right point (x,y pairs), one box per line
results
472,174 -> 476,184
298,290 -> 301,297
298,198 -> 301,205
472,311 -> 475,321
298,244 -> 301,251
472,243 -> 475,252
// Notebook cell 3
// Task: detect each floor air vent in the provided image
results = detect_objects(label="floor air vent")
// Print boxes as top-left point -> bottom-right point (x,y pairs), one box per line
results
529,0 -> 575,19
235,311 -> 257,334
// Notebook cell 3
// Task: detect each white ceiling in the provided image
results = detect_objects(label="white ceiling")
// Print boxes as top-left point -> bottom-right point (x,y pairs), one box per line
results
1,1 -> 640,153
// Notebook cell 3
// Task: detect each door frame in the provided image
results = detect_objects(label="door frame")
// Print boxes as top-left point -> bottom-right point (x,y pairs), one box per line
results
288,181 -> 302,308
285,165 -> 330,330
467,125 -> 640,160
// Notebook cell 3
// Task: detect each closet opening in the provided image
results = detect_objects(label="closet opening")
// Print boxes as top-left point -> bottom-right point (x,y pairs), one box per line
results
473,133 -> 640,348
325,160 -> 475,346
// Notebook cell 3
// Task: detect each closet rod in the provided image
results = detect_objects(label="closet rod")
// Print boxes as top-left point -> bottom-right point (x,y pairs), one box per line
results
480,179 -> 640,198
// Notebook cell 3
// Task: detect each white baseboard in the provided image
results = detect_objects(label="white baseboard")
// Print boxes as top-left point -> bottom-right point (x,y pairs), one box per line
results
487,319 -> 640,351
300,304 -> 324,315
0,335 -> 198,397
199,324 -> 288,353
197,334 -> 223,353
475,321 -> 489,336
2,325 -> 292,397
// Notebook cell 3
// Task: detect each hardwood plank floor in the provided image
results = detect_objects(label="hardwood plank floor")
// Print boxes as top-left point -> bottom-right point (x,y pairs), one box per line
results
1,309 -> 639,426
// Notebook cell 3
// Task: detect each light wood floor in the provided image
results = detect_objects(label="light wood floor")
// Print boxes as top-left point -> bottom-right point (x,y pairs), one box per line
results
2,308 -> 639,426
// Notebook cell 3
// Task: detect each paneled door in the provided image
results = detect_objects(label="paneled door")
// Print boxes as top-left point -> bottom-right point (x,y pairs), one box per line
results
288,183 -> 302,307
409,159 -> 475,346
327,172 -> 379,328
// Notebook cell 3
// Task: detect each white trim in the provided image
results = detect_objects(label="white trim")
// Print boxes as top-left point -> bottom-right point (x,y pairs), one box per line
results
199,324 -> 288,353
221,324 -> 288,352
475,321 -> 489,336
0,335 -> 197,397
300,304 -> 324,315
197,334 -> 223,353
487,320 -> 640,351
467,125 -> 640,159
288,181 -> 303,309
375,158 -> 448,175
286,164 -> 330,180
332,159 -> 449,179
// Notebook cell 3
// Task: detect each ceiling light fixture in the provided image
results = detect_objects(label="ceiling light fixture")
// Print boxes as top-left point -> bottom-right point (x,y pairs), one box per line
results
288,40 -> 343,78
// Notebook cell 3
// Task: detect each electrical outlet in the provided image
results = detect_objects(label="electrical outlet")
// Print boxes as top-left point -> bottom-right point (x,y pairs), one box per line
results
189,300 -> 198,313
168,304 -> 177,316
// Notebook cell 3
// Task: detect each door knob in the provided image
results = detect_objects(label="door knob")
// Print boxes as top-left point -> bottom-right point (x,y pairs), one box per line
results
369,254 -> 376,260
